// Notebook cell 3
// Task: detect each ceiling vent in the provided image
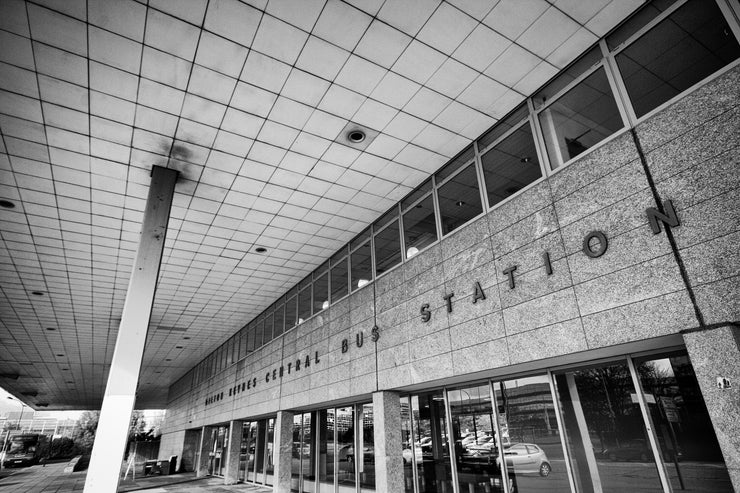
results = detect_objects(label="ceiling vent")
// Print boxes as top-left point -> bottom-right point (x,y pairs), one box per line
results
338,122 -> 379,151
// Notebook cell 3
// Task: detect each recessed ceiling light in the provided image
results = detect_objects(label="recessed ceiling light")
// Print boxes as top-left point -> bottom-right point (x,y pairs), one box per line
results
46,327 -> 56,331
520,156 -> 531,163
347,130 -> 366,143
31,291 -> 44,296
456,201 -> 465,207
0,200 -> 15,209
255,247 -> 267,253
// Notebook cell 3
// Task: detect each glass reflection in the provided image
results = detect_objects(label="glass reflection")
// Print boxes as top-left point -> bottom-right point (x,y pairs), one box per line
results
298,287 -> 311,322
331,257 -> 349,302
555,362 -> 663,492
351,244 -> 372,292
264,418 -> 275,486
360,404 -> 376,491
337,406 -> 356,492
635,352 -> 733,492
318,409 -> 335,491
538,67 -> 623,168
400,397 -> 415,493
412,392 -> 453,493
448,385 -> 508,493
437,164 -> 483,236
374,220 -> 402,276
494,375 -> 571,492
403,195 -> 437,259
313,273 -> 328,313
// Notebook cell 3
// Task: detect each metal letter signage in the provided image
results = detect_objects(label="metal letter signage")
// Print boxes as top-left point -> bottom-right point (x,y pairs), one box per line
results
582,231 -> 608,258
646,199 -> 680,234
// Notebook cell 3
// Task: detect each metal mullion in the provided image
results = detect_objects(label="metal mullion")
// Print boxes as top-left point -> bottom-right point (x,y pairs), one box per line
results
600,38 -> 637,128
472,140 -> 490,211
626,357 -> 672,493
488,381 -> 511,493
547,370 -> 578,493
334,408 -> 339,493
431,176 -> 444,243
435,156 -> 477,189
369,223 -> 376,281
526,97 -> 552,178
354,404 -> 361,493
442,389 -> 460,493
718,0 -> 740,42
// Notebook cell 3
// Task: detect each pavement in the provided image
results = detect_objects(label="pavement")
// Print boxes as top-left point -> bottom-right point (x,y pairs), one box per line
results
0,461 -> 271,492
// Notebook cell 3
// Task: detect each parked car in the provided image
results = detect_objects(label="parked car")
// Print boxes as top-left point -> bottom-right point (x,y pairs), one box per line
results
503,443 -> 551,477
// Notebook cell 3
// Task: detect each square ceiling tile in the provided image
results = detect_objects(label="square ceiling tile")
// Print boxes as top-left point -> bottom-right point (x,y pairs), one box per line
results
484,43 -> 541,87
240,51 -> 292,93
138,78 -> 185,115
176,118 -> 219,148
221,108 -> 263,139
546,27 -> 598,69
266,0 -> 325,31
141,46 -> 192,91
513,60 -> 558,95
37,75 -> 88,112
483,0 -> 549,41
383,111 -> 427,141
426,58 -> 478,99
195,32 -> 249,78
281,69 -> 330,107
135,105 -> 179,136
188,65 -> 237,105
313,0 -> 373,51
433,101 -> 485,135
89,27 -> 142,74
252,14 -> 309,65
0,90 -> 43,123
290,132 -> 333,158
417,2 -> 478,55
33,43 -> 87,87
403,86 -> 452,121
258,121 -> 299,148
90,62 -> 138,102
457,74 -> 509,113
278,151 -> 316,174
453,24 -> 511,73
354,20 -> 412,69
0,0 -> 29,37
150,0 -> 209,25
231,82 -> 277,118
392,40 -> 447,84
335,56 -> 386,95
89,0 -> 146,42
269,97 -> 314,130
213,130 -> 253,156
249,141 -> 287,167
42,102 -> 88,134
369,71 -> 420,110
517,6 -> 580,58
295,36 -> 350,81
361,133 -> 405,160
0,63 -> 38,98
377,0 -> 441,37
351,99 -> 397,132
181,94 -> 227,127
27,3 -> 87,56
318,85 -> 364,120
412,124 -> 456,153
145,9 -> 200,60
0,31 -> 35,70
204,0 -> 261,47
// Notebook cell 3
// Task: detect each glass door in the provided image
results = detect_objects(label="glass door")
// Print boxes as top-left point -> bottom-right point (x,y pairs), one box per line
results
210,425 -> 229,477
412,391 -> 453,493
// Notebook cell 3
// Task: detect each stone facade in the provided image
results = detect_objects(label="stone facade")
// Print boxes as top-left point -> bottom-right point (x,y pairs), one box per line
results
158,65 -> 740,489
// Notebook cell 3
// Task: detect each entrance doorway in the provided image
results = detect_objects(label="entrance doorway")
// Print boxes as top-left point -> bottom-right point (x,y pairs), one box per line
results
239,417 -> 276,486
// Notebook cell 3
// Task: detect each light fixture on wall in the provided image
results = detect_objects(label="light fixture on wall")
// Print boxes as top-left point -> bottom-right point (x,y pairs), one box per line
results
406,246 -> 419,258
357,279 -> 369,288
322,300 -> 329,310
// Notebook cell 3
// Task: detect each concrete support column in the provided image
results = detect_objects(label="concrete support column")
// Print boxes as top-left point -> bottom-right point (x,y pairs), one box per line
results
224,420 -> 243,484
683,324 -> 740,490
196,426 -> 212,477
372,391 -> 405,493
272,411 -> 294,493
83,166 -> 177,493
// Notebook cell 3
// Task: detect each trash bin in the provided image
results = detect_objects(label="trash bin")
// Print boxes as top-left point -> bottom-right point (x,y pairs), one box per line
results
158,460 -> 170,475
169,456 -> 178,474
144,460 -> 158,475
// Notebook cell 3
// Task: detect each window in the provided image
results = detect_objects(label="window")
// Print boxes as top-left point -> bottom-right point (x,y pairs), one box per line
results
330,254 -> 348,302
614,0 -> 740,118
437,163 -> 483,235
313,272 -> 329,312
538,66 -> 624,168
481,121 -> 542,208
373,219 -> 401,276
298,286 -> 311,323
263,312 -> 273,342
273,302 -> 284,338
403,194 -> 437,259
285,295 -> 297,329
254,317 -> 264,349
351,243 -> 372,291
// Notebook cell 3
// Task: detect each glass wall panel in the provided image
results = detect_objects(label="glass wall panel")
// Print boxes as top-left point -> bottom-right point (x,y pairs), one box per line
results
360,404 -> 375,491
477,103 -> 529,150
374,220 -> 402,276
331,257 -> 349,303
298,287 -> 311,323
318,409 -> 335,491
448,385 -> 507,493
351,244 -> 372,291
437,164 -> 483,236
255,420 -> 266,483
481,122 -> 542,209
400,397 -> 416,493
302,413 -> 316,492
264,418 -> 275,486
255,317 -> 264,349
554,361 -> 664,492
494,375 -> 570,492
403,195 -> 437,259
337,406 -> 356,492
247,323 -> 256,352
239,421 -> 254,482
634,351 -> 733,492
435,145 -> 474,182
412,392 -> 453,493
273,302 -> 285,338
264,312 -> 273,343
285,296 -> 297,330
615,0 -> 740,118
538,67 -> 623,169
533,46 -> 602,109
313,273 -> 329,313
